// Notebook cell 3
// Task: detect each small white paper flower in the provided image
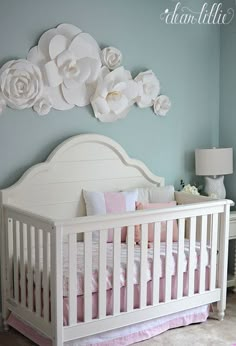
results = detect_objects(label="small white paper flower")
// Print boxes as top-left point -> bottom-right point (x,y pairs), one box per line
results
0,59 -> 43,110
33,95 -> 52,116
0,92 -> 6,114
91,66 -> 138,122
135,70 -> 160,108
101,47 -> 122,70
153,95 -> 171,116
27,23 -> 102,110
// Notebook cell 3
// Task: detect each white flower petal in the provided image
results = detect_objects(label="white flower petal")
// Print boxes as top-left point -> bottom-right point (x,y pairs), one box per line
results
62,83 -> 91,106
69,34 -> 100,60
107,94 -> 128,115
46,86 -> 74,110
92,96 -> 110,116
44,60 -> 63,87
27,46 -> 46,67
38,28 -> 57,62
57,23 -> 82,40
49,34 -> 69,60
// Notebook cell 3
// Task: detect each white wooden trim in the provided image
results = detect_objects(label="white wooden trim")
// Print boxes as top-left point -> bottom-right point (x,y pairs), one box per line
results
99,230 -> 107,319
188,217 -> 196,296
152,222 -> 161,305
127,226 -> 134,312
84,232 -> 92,322
140,224 -> 148,309
113,228 -> 121,315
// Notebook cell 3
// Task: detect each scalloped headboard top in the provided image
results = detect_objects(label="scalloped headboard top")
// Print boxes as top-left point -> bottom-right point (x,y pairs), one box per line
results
1,134 -> 164,219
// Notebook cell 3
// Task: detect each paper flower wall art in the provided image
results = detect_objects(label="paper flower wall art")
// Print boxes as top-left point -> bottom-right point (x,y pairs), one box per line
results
0,23 -> 171,121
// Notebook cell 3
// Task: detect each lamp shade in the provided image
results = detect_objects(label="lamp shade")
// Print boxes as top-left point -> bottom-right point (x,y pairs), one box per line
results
195,148 -> 233,176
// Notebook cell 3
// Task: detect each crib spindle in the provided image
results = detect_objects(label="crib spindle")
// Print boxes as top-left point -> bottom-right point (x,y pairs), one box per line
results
35,228 -> 42,316
152,222 -> 161,305
99,229 -> 107,319
199,215 -> 207,293
19,222 -> 26,307
68,233 -> 77,325
43,231 -> 50,322
13,220 -> 19,303
113,227 -> 121,315
6,218 -> 13,299
165,220 -> 173,302
177,218 -> 185,299
127,225 -> 134,312
140,223 -> 148,309
84,232 -> 92,322
188,217 -> 196,296
209,213 -> 218,291
27,225 -> 34,311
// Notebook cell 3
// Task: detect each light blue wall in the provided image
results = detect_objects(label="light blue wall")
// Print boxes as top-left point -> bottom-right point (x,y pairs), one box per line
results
220,0 -> 236,202
0,0 -> 220,191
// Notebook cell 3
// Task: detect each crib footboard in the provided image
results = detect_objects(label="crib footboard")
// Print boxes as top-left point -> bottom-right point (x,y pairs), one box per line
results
1,199 -> 231,346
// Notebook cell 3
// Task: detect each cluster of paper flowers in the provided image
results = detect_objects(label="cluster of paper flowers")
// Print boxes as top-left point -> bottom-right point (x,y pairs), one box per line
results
182,184 -> 200,196
0,24 -> 171,122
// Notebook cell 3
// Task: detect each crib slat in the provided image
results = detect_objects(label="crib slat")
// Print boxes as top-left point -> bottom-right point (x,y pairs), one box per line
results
188,217 -> 196,296
84,232 -> 92,322
6,218 -> 13,299
13,220 -> 19,303
127,225 -> 134,312
210,214 -> 218,291
140,223 -> 148,309
27,226 -> 33,311
43,231 -> 49,322
177,218 -> 185,299
152,222 -> 161,305
20,222 -> 26,307
99,229 -> 107,319
165,220 -> 173,302
68,233 -> 77,325
113,227 -> 121,315
199,215 -> 207,293
35,228 -> 41,316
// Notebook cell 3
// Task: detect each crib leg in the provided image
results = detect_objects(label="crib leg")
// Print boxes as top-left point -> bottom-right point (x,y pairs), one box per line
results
217,301 -> 225,321
3,319 -> 9,331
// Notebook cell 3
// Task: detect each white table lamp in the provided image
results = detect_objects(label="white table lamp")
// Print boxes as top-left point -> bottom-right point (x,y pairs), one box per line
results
195,147 -> 233,199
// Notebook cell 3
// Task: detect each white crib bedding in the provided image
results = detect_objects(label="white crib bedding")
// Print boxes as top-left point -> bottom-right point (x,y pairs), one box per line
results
60,239 -> 210,297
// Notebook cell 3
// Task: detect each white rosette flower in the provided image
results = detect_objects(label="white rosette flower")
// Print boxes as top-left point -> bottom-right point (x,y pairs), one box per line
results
0,59 -> 43,110
183,184 -> 200,196
0,92 -> 6,114
101,47 -> 122,70
135,70 -> 160,108
153,95 -> 171,116
33,95 -> 52,116
91,66 -> 138,122
27,23 -> 102,110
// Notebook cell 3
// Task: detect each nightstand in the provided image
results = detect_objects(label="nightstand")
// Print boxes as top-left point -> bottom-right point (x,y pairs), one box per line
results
228,211 -> 236,291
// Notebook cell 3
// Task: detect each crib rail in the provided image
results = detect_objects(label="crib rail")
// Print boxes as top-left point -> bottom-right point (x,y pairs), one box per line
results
2,206 -> 54,337
1,199 -> 231,345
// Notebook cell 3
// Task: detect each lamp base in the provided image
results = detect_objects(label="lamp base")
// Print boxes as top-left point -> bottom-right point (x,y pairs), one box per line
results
204,176 -> 226,199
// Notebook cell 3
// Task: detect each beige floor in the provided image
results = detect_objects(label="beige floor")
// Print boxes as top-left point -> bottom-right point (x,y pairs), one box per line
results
0,292 -> 235,346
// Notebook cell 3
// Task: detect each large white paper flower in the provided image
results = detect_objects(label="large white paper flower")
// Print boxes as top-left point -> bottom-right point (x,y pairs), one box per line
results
101,47 -> 122,70
153,95 -> 171,116
135,70 -> 160,108
0,92 -> 6,114
27,23 -> 102,110
33,95 -> 52,116
0,59 -> 43,110
91,66 -> 138,122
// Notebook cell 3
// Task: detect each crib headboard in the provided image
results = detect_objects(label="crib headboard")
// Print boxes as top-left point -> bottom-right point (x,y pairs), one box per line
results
0,134 -> 164,219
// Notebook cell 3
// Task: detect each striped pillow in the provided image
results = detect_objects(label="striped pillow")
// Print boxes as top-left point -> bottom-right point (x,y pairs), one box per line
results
83,190 -> 138,242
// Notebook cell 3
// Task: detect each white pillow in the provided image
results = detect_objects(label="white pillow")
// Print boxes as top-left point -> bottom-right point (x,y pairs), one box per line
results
83,189 -> 138,242
137,185 -> 175,203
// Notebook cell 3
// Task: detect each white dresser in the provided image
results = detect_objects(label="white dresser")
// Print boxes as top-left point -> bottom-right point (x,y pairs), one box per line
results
228,211 -> 236,291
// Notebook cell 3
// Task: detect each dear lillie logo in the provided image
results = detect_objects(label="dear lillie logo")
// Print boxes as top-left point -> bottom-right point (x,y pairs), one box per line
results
160,2 -> 235,24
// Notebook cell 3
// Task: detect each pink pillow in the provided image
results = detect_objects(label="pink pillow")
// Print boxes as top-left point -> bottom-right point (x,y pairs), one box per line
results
83,190 -> 138,242
135,201 -> 178,243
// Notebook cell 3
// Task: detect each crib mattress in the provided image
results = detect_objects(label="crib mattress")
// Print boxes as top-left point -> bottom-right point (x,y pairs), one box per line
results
61,239 -> 210,296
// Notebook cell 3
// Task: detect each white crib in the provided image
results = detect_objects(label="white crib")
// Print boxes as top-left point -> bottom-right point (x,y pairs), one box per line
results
0,134 -> 231,345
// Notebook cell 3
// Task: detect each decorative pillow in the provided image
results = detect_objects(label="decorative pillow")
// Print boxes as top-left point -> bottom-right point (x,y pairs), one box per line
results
83,190 -> 138,242
137,185 -> 175,204
135,201 -> 178,243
